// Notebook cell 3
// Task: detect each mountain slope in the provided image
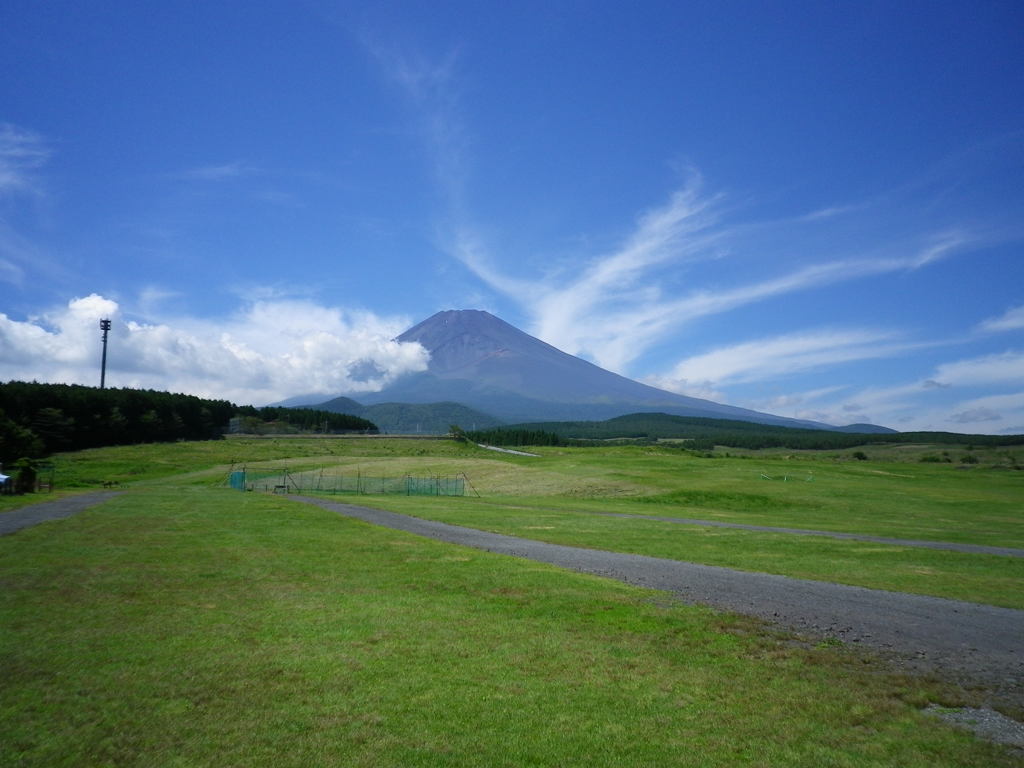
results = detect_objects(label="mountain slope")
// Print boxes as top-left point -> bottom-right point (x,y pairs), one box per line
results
349,309 -> 836,429
314,396 -> 504,435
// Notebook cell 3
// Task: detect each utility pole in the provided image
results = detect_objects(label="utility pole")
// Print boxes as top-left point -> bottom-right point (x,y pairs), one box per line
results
99,319 -> 111,389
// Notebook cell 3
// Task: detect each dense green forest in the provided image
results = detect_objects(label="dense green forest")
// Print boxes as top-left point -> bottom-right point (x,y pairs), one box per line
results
0,381 -> 235,463
472,413 -> 1024,450
464,427 -> 569,447
0,382 -> 376,469
234,405 -> 377,435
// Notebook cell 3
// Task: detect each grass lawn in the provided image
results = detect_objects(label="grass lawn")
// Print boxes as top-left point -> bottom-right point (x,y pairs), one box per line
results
351,494 -> 1024,610
33,438 -> 1024,549
1,486 -> 1017,767
9,438 -> 1021,609
185,438 -> 1021,610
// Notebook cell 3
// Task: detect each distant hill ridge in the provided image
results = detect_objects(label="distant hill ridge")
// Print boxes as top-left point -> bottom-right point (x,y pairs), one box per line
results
472,412 -> 1023,450
313,397 -> 502,435
506,412 -> 899,439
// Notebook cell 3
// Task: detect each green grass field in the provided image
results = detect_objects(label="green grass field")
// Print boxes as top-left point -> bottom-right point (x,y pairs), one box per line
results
2,437 -> 1022,766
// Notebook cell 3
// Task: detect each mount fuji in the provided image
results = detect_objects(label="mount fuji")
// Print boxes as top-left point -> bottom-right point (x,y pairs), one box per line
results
299,309 -> 846,431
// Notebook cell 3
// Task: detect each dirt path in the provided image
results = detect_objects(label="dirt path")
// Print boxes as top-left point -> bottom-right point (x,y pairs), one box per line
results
475,443 -> 542,457
0,492 -> 123,536
292,496 -> 1024,710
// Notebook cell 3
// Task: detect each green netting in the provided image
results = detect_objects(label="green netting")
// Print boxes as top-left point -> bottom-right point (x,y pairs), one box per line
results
231,469 -> 465,496
406,475 -> 465,496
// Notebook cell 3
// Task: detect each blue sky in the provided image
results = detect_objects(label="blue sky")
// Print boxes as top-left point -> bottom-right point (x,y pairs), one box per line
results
1,0 -> 1022,432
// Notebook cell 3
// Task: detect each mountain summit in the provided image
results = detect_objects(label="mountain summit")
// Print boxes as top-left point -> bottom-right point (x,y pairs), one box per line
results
344,309 -> 828,428
395,309 -> 620,401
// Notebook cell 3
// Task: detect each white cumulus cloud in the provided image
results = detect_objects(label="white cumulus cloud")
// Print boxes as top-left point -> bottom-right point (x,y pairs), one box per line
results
0,294 -> 429,404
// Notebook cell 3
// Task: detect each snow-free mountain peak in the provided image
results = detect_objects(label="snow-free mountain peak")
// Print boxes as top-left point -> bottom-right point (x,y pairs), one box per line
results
359,309 -> 830,428
397,309 -> 599,387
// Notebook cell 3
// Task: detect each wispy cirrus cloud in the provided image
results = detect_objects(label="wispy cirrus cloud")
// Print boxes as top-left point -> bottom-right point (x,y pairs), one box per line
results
0,221 -> 35,287
0,256 -> 23,286
0,123 -> 49,197
788,381 -> 929,427
523,179 -> 724,370
796,202 -> 868,222
366,39 -> 469,209
0,124 -> 59,289
456,180 -> 972,373
743,350 -> 1024,431
174,161 -> 259,182
447,177 -> 722,371
930,350 -> 1024,387
979,305 -> 1024,333
646,327 -> 908,393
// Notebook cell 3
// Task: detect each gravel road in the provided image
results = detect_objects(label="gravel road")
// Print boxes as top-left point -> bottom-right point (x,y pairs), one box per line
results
0,492 -> 122,536
292,495 -> 1024,710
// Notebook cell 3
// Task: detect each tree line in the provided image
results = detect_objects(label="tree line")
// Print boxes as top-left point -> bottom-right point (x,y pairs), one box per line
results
0,381 -> 377,470
233,405 -> 377,435
464,427 -> 573,447
467,413 -> 1024,450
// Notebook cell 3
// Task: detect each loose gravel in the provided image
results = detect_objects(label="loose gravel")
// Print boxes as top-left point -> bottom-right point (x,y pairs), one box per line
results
292,495 -> 1024,713
925,705 -> 1024,754
0,492 -> 122,536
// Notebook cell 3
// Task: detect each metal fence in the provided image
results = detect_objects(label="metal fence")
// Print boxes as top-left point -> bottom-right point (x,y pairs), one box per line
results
228,468 -> 467,496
